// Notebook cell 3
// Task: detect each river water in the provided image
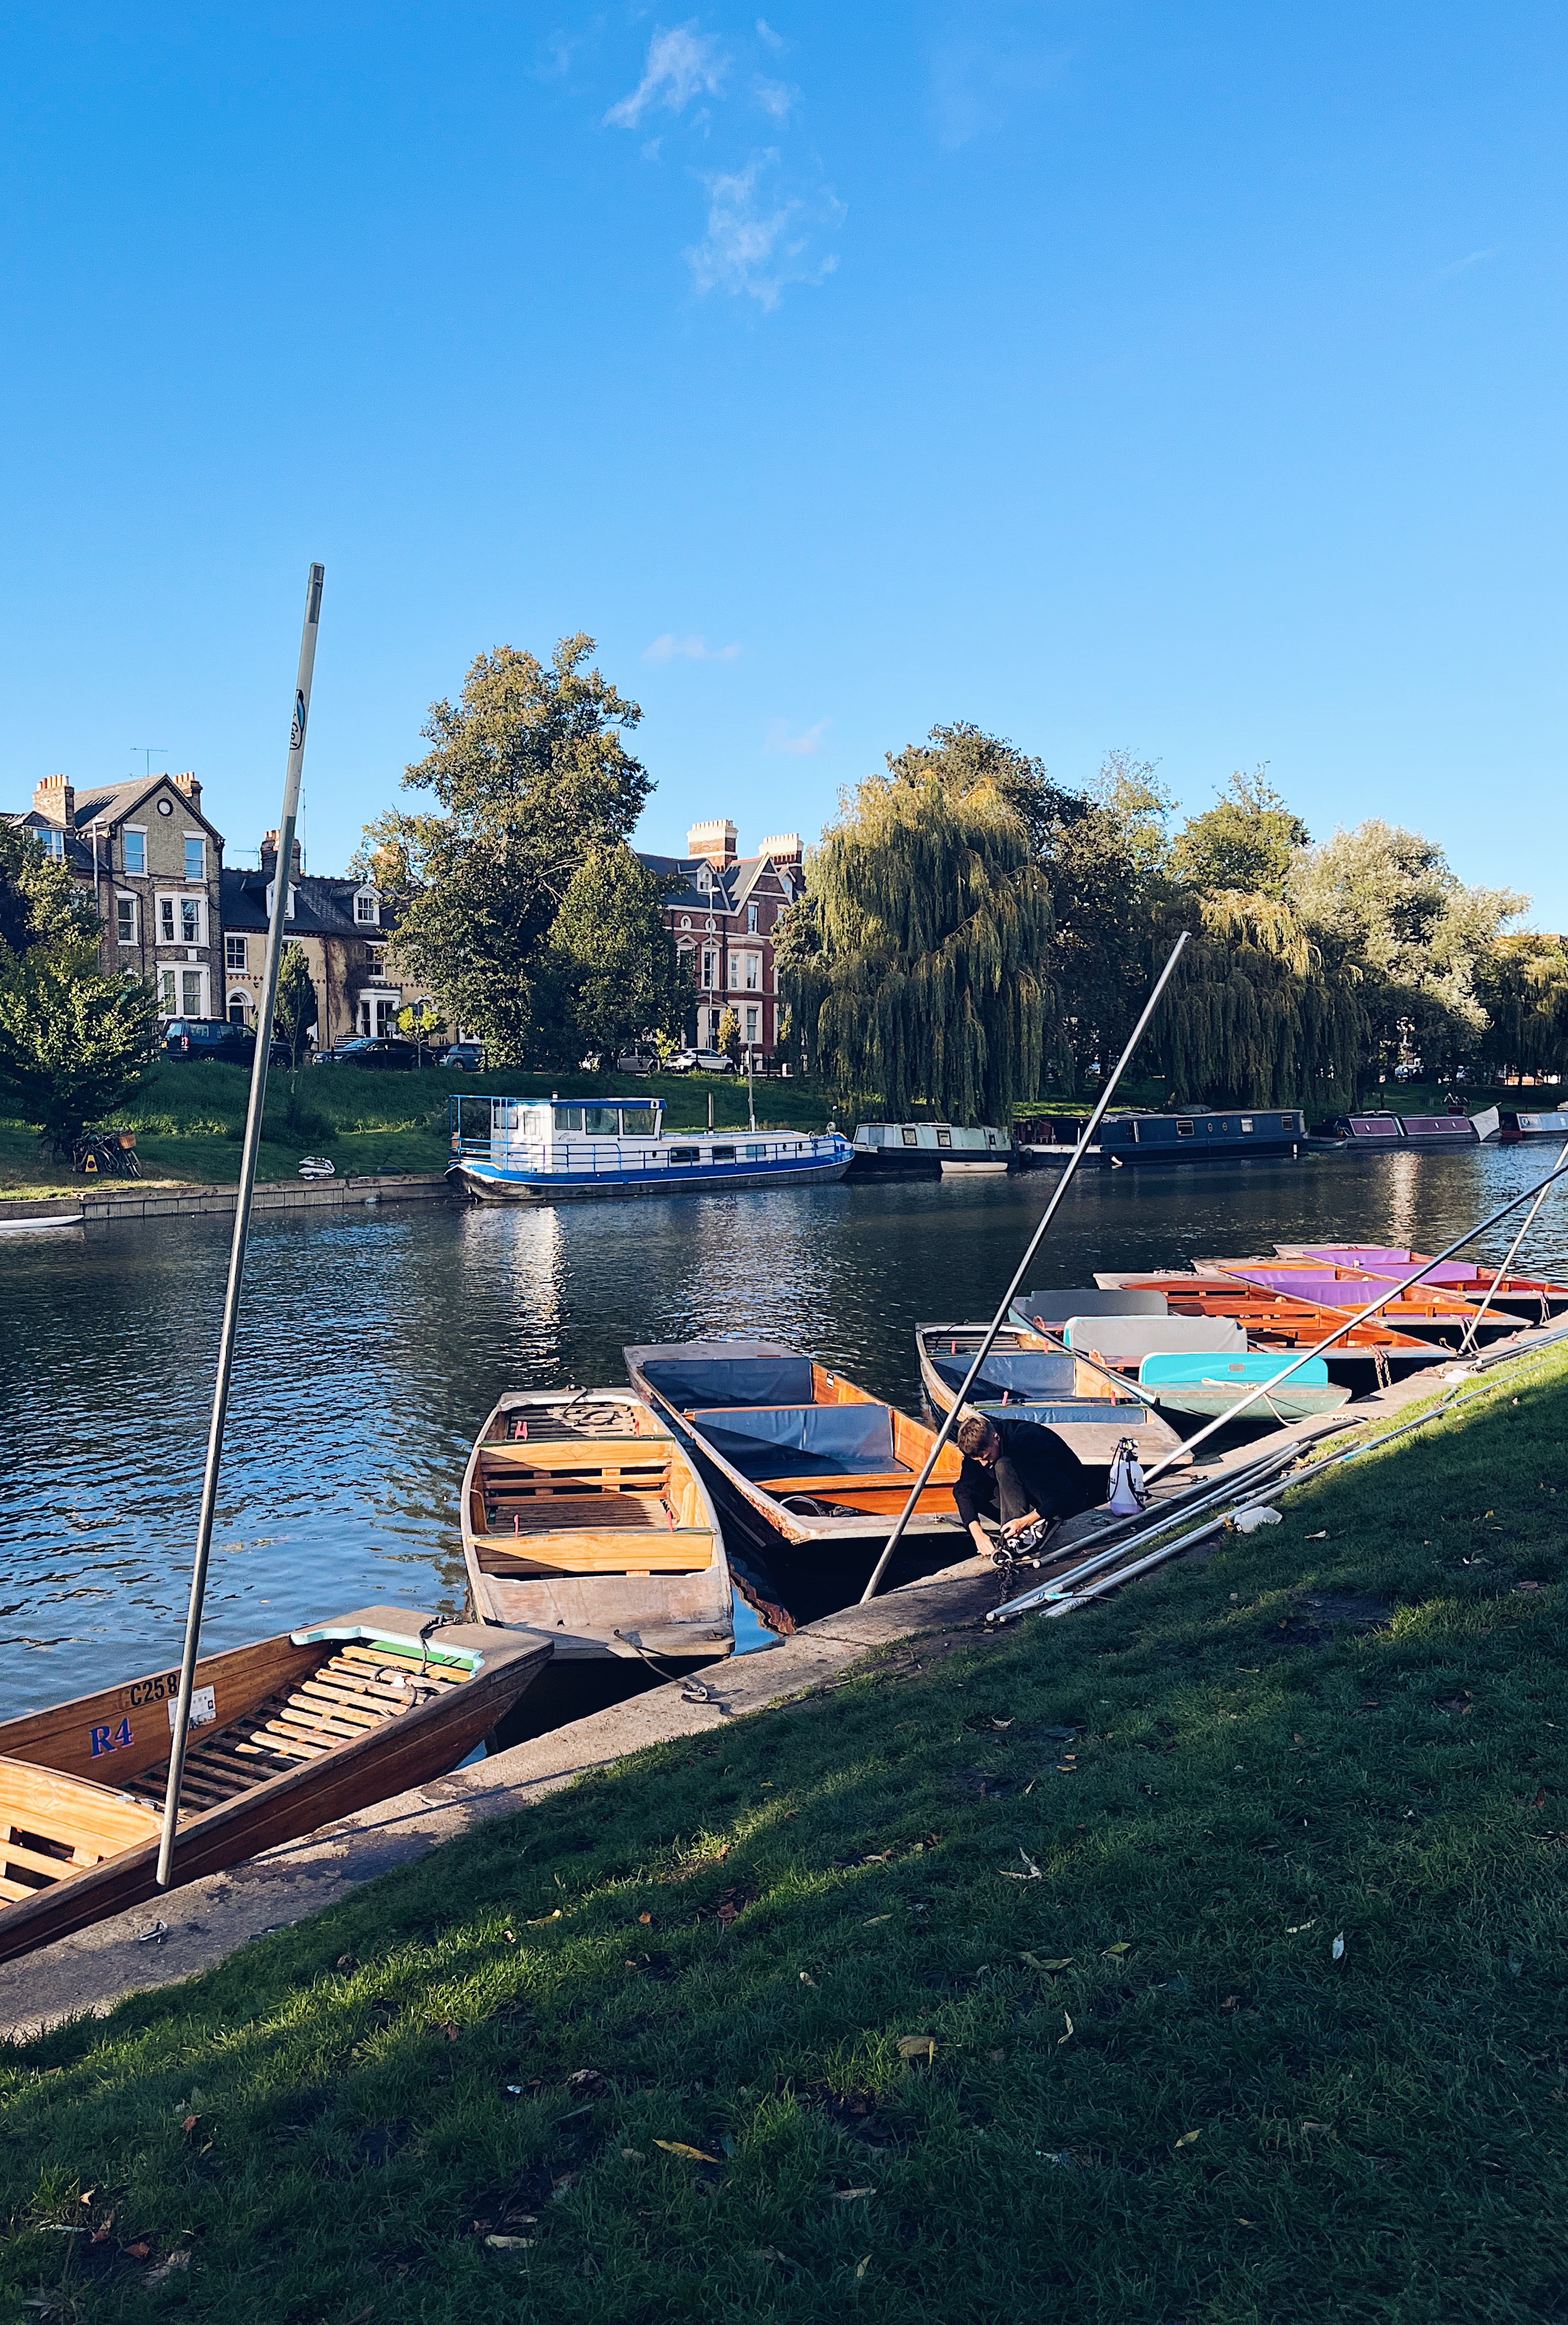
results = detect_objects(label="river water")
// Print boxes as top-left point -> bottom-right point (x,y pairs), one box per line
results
4,1144 -> 1566,1713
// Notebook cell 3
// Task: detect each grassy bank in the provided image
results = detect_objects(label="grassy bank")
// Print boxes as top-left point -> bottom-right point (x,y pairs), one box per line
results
6,1348 -> 1568,2321
0,1064 -> 842,1198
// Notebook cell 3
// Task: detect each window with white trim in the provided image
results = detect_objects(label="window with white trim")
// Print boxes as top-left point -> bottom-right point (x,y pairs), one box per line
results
123,828 -> 146,875
225,935 -> 247,970
159,968 -> 176,1012
745,1006 -> 759,1044
115,896 -> 137,944
184,836 -> 206,881
40,827 -> 65,859
702,947 -> 718,987
747,904 -> 758,934
159,897 -> 176,942
354,888 -> 380,925
180,897 -> 202,944
228,991 -> 249,1024
182,968 -> 204,1015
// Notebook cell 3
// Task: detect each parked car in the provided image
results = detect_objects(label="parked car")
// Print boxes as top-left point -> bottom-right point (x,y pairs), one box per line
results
440,1041 -> 486,1073
163,1017 -> 291,1069
615,1048 -> 659,1076
312,1037 -> 423,1070
667,1047 -> 737,1075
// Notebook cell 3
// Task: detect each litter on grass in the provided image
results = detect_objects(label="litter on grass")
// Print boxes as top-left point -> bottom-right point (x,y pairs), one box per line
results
999,1849 -> 1042,1880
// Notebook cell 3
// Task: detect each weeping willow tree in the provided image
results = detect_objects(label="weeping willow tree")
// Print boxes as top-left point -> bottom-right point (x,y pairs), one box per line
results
777,762 -> 1054,1121
1475,935 -> 1568,1081
1153,891 -> 1364,1109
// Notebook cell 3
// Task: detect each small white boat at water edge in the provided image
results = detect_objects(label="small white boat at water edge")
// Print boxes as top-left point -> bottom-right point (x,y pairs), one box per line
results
447,1094 -> 851,1203
0,1212 -> 84,1236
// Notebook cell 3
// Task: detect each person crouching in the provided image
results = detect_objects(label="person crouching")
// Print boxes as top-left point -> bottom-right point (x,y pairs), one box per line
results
952,1407 -> 1098,1561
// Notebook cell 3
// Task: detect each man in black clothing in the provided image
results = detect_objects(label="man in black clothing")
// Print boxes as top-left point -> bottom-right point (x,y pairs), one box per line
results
952,1409 -> 1098,1557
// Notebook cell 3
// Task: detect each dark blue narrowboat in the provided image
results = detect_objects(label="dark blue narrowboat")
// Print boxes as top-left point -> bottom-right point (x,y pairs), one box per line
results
1091,1107 -> 1305,1165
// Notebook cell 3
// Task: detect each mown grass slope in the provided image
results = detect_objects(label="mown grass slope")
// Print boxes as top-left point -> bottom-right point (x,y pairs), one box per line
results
5,1348 -> 1567,2323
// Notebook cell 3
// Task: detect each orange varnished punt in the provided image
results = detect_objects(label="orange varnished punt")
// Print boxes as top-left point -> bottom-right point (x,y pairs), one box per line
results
1094,1277 -> 1449,1385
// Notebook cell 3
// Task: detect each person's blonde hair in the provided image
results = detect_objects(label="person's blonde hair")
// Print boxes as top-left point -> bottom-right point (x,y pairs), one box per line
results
955,1409 -> 997,1457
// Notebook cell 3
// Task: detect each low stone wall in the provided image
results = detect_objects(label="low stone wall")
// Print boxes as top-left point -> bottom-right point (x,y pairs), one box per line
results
0,1172 -> 454,1227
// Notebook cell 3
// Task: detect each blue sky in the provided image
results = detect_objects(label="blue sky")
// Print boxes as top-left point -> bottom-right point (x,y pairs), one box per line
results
3,3 -> 1563,913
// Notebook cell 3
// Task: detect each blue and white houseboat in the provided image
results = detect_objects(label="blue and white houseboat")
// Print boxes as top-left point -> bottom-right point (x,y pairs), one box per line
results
848,1122 -> 1011,1176
447,1095 -> 852,1203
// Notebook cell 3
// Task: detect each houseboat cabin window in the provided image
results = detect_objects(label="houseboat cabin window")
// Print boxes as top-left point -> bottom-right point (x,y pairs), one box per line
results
1280,1113 -> 1296,1131
582,1106 -> 621,1135
621,1106 -> 657,1135
902,1126 -> 919,1147
745,1143 -> 765,1160
711,1145 -> 736,1161
1175,1120 -> 1196,1137
552,1105 -> 585,1131
1240,1116 -> 1254,1132
669,1145 -> 700,1163
936,1127 -> 952,1147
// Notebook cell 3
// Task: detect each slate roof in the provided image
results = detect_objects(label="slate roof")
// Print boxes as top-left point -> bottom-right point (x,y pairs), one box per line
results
221,867 -> 387,940
638,849 -> 798,916
3,810 -> 98,874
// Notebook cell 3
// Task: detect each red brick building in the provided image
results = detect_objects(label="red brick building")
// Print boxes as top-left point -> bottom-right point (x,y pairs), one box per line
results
638,820 -> 803,1062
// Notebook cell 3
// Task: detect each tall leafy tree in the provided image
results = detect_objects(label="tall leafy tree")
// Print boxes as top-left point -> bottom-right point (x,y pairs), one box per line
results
273,941 -> 318,1064
780,734 -> 1053,1121
1041,751 -> 1174,1092
550,844 -> 689,1066
1170,770 -> 1310,898
1475,935 -> 1568,1081
360,636 -> 652,1065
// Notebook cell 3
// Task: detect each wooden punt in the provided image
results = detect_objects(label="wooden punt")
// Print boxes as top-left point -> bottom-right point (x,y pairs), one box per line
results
1200,1258 -> 1517,1346
914,1320 -> 1185,1467
1092,1273 -> 1450,1387
460,1389 -> 734,1666
1274,1244 -> 1568,1325
0,1607 -> 548,1967
622,1338 -> 968,1552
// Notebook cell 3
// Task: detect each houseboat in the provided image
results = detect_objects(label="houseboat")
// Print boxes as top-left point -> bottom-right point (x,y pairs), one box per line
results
1502,1109 -> 1568,1141
1328,1112 -> 1480,1150
848,1123 -> 1011,1176
448,1096 -> 851,1203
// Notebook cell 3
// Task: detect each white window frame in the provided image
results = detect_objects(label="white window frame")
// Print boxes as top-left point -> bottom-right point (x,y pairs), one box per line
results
702,947 -> 718,988
354,886 -> 380,926
183,832 -> 207,882
179,895 -> 205,946
115,893 -> 138,945
225,934 -> 248,971
158,894 -> 178,944
159,967 -> 177,1013
747,903 -> 758,934
123,826 -> 147,876
265,880 -> 297,923
178,966 -> 210,1017
745,1006 -> 759,1045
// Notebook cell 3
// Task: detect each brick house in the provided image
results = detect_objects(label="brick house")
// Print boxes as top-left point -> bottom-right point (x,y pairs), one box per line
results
637,820 -> 804,1061
7,772 -> 227,1017
220,832 -> 439,1047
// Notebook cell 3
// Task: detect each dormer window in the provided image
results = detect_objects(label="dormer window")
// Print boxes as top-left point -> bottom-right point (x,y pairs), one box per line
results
41,827 -> 65,860
265,881 -> 298,924
354,887 -> 380,926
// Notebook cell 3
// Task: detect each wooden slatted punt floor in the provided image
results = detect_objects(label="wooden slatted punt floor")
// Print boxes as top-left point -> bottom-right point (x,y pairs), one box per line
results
0,1646 -> 473,1893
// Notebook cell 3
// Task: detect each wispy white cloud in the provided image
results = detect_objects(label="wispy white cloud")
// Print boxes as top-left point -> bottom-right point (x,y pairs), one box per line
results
687,152 -> 843,309
756,17 -> 786,50
767,716 -> 830,756
644,633 -> 743,664
1436,246 -> 1498,280
755,74 -> 794,119
606,24 -> 726,129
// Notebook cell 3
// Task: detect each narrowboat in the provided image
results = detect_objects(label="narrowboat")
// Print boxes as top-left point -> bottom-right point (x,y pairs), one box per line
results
1328,1111 -> 1480,1150
460,1390 -> 736,1675
1093,1271 -> 1450,1388
848,1123 -> 1011,1176
1502,1108 -> 1568,1141
0,1608 -> 549,1966
1083,1108 -> 1307,1166
621,1338 -> 968,1560
448,1095 -> 851,1203
914,1321 -> 1185,1468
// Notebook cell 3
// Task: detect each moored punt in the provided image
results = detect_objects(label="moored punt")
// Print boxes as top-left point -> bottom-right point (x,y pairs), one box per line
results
1204,1259 -> 1515,1346
1133,1352 -> 1350,1424
914,1321 -> 1185,1468
849,1123 -> 1011,1176
1008,1286 -> 1170,1329
622,1338 -> 967,1555
461,1390 -> 735,1669
1275,1245 -> 1568,1323
448,1094 -> 851,1203
0,1608 -> 549,1966
1094,1273 -> 1449,1387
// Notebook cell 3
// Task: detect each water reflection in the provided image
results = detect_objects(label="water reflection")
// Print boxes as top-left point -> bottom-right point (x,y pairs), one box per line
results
3,1146 -> 1565,1709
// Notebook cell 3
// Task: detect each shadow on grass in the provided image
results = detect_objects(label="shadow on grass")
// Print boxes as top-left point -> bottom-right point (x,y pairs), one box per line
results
6,1353 -> 1568,2323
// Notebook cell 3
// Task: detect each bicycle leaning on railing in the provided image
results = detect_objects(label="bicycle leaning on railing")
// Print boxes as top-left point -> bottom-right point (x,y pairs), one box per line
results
71,1129 -> 142,1180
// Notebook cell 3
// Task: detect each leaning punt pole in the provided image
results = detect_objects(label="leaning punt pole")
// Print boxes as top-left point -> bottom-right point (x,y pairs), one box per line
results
156,564 -> 326,1890
1456,1137 -> 1568,1355
857,931 -> 1190,1604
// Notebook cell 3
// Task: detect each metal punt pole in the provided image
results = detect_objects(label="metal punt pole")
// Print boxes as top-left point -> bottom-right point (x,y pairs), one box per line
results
857,931 -> 1190,1604
156,564 -> 326,1889
1137,1153 -> 1568,1489
1456,1138 -> 1568,1354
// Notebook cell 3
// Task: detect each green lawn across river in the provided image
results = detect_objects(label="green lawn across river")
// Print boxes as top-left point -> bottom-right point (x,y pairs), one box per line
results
5,1344 -> 1567,2322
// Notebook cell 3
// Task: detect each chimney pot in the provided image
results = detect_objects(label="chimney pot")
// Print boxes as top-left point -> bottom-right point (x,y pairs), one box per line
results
758,832 -> 802,864
687,817 -> 738,865
171,771 -> 202,806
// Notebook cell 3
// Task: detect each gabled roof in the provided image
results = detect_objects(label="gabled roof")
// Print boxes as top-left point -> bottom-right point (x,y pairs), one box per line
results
637,848 -> 801,918
220,867 -> 398,941
3,810 -> 97,874
68,777 -> 227,841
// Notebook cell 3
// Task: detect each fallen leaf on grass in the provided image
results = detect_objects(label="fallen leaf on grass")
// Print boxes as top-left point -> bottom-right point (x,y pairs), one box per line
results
1020,1952 -> 1072,1971
180,2115 -> 198,2134
125,2242 -> 150,2260
999,1850 -> 1042,1881
654,2140 -> 721,2163
638,1912 -> 651,1925
566,2068 -> 610,2100
90,2215 -> 115,2246
485,2234 -> 536,2250
799,1972 -> 817,1987
896,2034 -> 936,2061
862,1914 -> 892,1926
78,2191 -> 94,2206
832,2187 -> 876,2202
503,1929 -> 515,1943
1174,2130 -> 1201,2149
1331,1934 -> 1346,1961
1533,1785 -> 1548,1808
145,2251 -> 191,2287
1305,1530 -> 1327,1541
1057,2012 -> 1074,2045
529,1909 -> 563,1924
855,2255 -> 871,2281
1102,1941 -> 1132,1958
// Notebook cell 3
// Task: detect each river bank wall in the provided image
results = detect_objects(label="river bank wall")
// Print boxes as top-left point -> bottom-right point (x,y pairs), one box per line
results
0,1170 -> 454,1228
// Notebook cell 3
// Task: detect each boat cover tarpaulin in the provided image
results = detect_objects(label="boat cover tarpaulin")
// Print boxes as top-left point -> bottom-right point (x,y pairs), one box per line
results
1137,1352 -> 1330,1386
1225,1270 -> 1373,1307
1292,1247 -> 1483,1287
691,1403 -> 900,1478
1061,1316 -> 1246,1357
932,1352 -> 1077,1397
1013,1288 -> 1169,1321
641,1355 -> 815,1409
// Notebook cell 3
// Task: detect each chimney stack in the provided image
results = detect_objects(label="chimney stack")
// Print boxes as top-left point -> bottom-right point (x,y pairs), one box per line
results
33,773 -> 75,826
759,832 -> 802,867
687,817 -> 738,866
260,829 -> 304,876
171,771 -> 202,807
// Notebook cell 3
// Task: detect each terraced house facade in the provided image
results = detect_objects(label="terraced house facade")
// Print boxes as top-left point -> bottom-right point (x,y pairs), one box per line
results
638,819 -> 804,1061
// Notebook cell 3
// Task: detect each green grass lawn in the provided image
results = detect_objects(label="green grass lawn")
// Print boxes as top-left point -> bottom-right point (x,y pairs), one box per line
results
0,1063 -> 843,1197
6,1348 -> 1568,2321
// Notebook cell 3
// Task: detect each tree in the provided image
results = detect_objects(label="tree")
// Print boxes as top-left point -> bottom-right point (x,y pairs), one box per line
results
1474,935 -> 1568,1082
1042,752 -> 1174,1092
0,825 -> 160,1154
717,1006 -> 742,1068
781,735 -> 1054,1120
395,996 -> 443,1065
273,941 -> 318,1065
359,636 -> 652,1064
1152,892 -> 1365,1108
549,844 -> 688,1067
1170,770 -> 1310,900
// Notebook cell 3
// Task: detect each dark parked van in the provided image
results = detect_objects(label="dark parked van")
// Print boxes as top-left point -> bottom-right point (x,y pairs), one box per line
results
163,1018 -> 291,1067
